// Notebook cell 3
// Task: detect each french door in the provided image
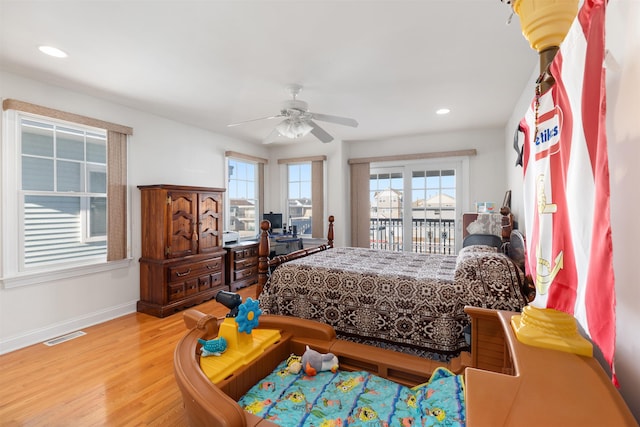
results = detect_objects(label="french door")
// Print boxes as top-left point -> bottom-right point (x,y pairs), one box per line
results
370,161 -> 462,254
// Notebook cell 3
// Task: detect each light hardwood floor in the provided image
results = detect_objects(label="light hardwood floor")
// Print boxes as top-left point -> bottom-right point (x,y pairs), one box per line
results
0,285 -> 257,426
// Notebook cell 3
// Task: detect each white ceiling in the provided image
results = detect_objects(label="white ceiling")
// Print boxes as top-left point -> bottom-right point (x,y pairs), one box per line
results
0,0 -> 538,145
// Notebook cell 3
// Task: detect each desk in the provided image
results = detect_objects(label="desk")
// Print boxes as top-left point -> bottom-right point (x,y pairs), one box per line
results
269,236 -> 302,257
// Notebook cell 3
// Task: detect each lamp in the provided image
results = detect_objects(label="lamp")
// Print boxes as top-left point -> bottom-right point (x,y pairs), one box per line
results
276,118 -> 313,139
508,0 -> 579,92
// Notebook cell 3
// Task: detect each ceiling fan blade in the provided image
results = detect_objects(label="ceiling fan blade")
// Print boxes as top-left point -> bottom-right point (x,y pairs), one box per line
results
228,114 -> 283,127
310,112 -> 358,128
262,127 -> 282,144
309,120 -> 334,143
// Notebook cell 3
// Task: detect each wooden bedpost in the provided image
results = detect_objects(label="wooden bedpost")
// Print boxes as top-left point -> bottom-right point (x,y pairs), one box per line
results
257,220 -> 271,298
256,216 -> 335,298
327,215 -> 334,248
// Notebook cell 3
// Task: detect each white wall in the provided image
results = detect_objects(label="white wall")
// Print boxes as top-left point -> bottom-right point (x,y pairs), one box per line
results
605,0 -> 640,419
504,0 -> 640,419
0,71 -> 269,353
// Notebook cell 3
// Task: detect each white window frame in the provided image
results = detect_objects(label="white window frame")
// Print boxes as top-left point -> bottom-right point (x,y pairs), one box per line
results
1,110 -> 131,289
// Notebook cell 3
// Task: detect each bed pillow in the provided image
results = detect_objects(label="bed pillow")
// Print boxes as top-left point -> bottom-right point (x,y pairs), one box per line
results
456,244 -> 498,268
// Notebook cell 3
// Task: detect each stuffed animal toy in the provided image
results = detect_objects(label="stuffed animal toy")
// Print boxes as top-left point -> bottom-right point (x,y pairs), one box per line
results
301,345 -> 339,376
285,353 -> 302,374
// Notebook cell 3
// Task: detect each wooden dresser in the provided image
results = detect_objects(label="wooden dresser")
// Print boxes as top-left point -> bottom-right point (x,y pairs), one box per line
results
224,241 -> 259,291
137,184 -> 227,317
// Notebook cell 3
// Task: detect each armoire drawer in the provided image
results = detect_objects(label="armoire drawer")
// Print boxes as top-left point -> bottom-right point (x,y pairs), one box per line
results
167,257 -> 223,282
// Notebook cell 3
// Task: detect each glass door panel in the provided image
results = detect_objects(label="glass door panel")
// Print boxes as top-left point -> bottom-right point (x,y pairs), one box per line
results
369,170 -> 403,251
411,169 -> 456,254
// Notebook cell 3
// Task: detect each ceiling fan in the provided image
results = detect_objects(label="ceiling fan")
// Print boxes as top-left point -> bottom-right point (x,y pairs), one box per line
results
227,84 -> 358,144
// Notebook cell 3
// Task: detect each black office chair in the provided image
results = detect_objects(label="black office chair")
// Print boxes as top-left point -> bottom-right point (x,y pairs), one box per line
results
462,233 -> 503,249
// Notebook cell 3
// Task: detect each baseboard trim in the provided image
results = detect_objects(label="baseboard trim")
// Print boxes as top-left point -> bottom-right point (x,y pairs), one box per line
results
0,300 -> 137,355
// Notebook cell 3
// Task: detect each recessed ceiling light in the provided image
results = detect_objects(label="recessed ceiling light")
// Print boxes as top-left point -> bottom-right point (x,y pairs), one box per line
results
436,108 -> 451,115
38,45 -> 68,58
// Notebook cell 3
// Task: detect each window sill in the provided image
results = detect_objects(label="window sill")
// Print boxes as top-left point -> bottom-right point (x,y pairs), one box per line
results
1,258 -> 133,289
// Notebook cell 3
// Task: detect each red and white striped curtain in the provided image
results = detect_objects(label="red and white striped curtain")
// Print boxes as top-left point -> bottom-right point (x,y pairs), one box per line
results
519,0 -> 616,382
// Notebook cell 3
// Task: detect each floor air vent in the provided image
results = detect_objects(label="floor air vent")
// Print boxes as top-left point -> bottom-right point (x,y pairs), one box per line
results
43,331 -> 86,346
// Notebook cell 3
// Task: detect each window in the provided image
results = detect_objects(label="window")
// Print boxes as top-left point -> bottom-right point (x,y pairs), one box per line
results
225,151 -> 267,240
1,99 -> 131,287
410,168 -> 457,254
227,158 -> 258,239
278,156 -> 324,238
21,118 -> 108,267
287,163 -> 313,236
369,171 -> 404,251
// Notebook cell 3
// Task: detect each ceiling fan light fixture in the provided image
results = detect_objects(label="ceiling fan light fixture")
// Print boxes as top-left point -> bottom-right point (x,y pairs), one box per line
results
276,119 -> 313,139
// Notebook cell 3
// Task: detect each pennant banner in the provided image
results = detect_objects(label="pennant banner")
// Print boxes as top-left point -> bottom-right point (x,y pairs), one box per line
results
520,0 -> 616,379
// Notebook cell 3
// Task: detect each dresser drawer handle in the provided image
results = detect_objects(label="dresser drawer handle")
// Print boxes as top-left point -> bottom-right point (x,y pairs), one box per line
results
176,269 -> 191,277
206,264 -> 217,270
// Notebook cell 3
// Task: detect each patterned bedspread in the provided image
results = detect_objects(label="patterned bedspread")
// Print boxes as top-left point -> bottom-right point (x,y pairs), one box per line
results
259,247 -> 526,354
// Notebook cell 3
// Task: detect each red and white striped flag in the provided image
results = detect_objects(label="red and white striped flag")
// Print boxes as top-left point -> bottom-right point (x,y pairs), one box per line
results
520,0 -> 616,383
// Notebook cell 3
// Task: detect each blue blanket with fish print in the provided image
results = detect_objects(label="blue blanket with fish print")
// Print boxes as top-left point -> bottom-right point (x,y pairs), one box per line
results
238,360 -> 465,426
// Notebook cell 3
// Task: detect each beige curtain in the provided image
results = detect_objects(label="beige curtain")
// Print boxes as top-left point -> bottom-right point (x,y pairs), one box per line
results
311,160 -> 324,238
350,162 -> 370,247
107,131 -> 128,260
258,162 -> 265,220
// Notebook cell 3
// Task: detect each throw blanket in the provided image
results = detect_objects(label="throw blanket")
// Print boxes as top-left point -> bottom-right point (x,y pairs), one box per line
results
260,247 -> 526,353
238,359 -> 465,426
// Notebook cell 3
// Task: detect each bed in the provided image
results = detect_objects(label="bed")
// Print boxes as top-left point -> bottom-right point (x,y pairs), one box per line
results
173,306 -> 638,427
257,217 -> 530,356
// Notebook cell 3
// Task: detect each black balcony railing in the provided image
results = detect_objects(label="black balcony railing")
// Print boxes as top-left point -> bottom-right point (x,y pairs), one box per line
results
369,218 -> 456,254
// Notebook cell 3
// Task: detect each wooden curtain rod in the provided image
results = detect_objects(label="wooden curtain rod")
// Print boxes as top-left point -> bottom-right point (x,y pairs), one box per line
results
2,99 -> 133,135
225,151 -> 268,164
348,149 -> 477,165
277,155 -> 327,164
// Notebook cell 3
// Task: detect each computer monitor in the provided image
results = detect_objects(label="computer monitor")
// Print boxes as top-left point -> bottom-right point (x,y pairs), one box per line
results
263,212 -> 283,232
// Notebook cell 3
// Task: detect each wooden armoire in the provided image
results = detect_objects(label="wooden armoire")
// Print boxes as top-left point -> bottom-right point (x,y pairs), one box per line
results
137,184 -> 226,317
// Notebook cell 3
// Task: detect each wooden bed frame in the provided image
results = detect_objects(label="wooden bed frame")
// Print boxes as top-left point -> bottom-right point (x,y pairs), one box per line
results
173,307 -> 637,426
256,215 -> 335,297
